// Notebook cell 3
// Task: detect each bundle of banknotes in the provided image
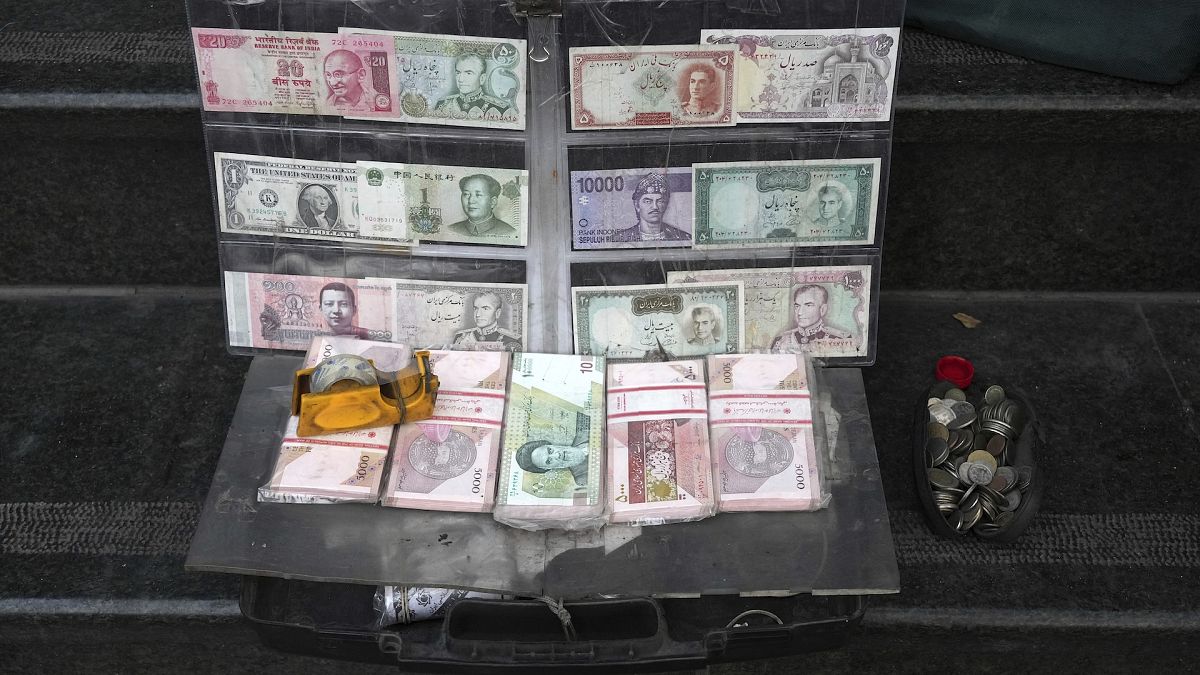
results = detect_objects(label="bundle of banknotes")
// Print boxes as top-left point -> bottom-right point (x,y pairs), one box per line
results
223,271 -> 527,353
382,350 -> 510,512
258,336 -> 411,504
493,353 -> 609,531
216,153 -> 528,248
574,264 -> 871,361
606,360 -> 716,525
706,353 -> 824,512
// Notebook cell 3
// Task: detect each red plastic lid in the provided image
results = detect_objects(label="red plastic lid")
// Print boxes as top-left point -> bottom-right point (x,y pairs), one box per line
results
936,355 -> 974,388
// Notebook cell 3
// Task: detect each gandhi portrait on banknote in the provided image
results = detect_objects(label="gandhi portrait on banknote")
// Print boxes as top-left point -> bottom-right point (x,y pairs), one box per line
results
323,49 -> 378,113
609,172 -> 691,243
294,184 -> 343,230
770,285 -> 852,352
448,174 -> 516,238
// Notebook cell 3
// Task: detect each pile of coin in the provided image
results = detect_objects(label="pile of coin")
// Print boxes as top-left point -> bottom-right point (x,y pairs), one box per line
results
924,384 -> 1033,536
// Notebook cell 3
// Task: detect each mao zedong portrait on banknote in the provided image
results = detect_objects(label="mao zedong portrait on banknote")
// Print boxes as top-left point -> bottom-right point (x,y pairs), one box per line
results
450,291 -> 521,350
770,284 -> 852,352
450,174 -> 516,238
317,282 -> 371,339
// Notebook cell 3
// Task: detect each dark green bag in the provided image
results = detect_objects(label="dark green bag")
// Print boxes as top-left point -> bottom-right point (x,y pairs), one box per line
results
906,0 -> 1200,84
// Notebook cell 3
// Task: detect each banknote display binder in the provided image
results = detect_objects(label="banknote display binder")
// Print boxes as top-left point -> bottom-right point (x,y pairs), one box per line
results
186,0 -> 903,668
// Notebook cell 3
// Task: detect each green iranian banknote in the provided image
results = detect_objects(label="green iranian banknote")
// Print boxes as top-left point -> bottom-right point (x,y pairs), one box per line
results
572,282 -> 745,361
693,158 -> 880,248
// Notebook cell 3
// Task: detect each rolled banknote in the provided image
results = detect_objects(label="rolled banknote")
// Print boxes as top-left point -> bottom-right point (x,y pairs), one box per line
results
572,282 -> 745,361
223,272 -> 393,350
215,153 -> 394,246
569,45 -> 736,129
571,168 -> 692,250
701,28 -> 901,123
349,29 -> 526,130
192,29 -> 396,117
357,161 -> 528,247
258,415 -> 392,504
607,360 -> 715,525
494,353 -> 607,530
304,335 -> 413,372
382,279 -> 527,352
692,158 -> 881,248
377,585 -> 504,625
706,353 -> 823,512
666,265 -> 871,359
383,350 -> 511,512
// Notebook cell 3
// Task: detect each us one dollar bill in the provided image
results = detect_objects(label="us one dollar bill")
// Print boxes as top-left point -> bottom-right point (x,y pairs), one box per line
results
357,161 -> 528,247
706,353 -> 822,512
497,353 -> 606,516
351,29 -> 526,130
572,282 -> 745,361
384,350 -> 511,512
667,265 -> 871,359
607,360 -> 715,525
701,28 -> 901,123
569,45 -> 736,129
224,272 -> 394,350
385,278 -> 528,352
570,168 -> 692,250
693,158 -> 881,248
192,29 -> 396,117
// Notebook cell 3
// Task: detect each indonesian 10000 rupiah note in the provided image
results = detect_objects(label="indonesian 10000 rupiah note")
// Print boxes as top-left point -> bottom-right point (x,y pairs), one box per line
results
700,28 -> 901,123
192,29 -> 397,117
570,167 -> 693,250
569,45 -> 736,130
572,282 -> 745,361
667,265 -> 871,359
692,158 -> 881,248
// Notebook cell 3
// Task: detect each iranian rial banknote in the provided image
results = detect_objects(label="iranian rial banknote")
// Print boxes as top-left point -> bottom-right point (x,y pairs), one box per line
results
357,161 -> 528,247
706,353 -> 823,512
569,45 -> 736,129
667,265 -> 871,359
692,159 -> 881,248
382,279 -> 527,352
224,272 -> 393,350
383,350 -> 511,512
349,29 -> 526,130
572,282 -> 745,361
570,168 -> 692,250
192,29 -> 396,117
701,28 -> 901,123
495,353 -> 606,529
258,415 -> 392,504
216,153 -> 383,245
607,360 -> 715,525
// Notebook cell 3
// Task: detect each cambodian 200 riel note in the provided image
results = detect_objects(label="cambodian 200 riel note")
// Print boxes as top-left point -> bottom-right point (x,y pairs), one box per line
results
572,282 -> 745,361
348,29 -> 526,130
357,161 -> 528,247
223,272 -> 394,350
569,45 -> 736,130
701,28 -> 901,123
692,158 -> 881,248
667,265 -> 871,359
570,167 -> 692,250
216,153 -> 397,246
381,278 -> 528,352
192,28 -> 397,117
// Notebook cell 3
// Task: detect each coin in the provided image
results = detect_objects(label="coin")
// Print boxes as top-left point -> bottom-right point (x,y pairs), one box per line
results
957,462 -> 973,486
993,511 -> 1015,528
946,508 -> 964,531
945,388 -> 967,402
925,437 -> 950,466
951,401 -> 976,417
966,462 -> 994,485
994,467 -> 1018,493
1002,490 -> 1021,512
927,397 -> 943,408
947,412 -> 976,430
928,467 -> 960,490
927,422 -> 950,442
986,434 -> 1007,457
984,385 -> 1006,406
968,450 -> 998,472
1017,466 -> 1033,490
929,403 -> 956,426
973,432 -> 989,451
961,500 -> 983,529
987,471 -> 1011,493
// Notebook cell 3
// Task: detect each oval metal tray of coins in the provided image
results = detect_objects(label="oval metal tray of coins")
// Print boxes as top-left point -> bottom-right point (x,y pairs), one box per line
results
912,380 -> 1044,544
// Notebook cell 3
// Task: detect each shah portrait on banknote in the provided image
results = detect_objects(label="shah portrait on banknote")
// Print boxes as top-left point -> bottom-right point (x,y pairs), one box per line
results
676,62 -> 722,117
432,53 -> 517,119
447,174 -> 517,239
449,291 -> 521,350
769,284 -> 853,352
